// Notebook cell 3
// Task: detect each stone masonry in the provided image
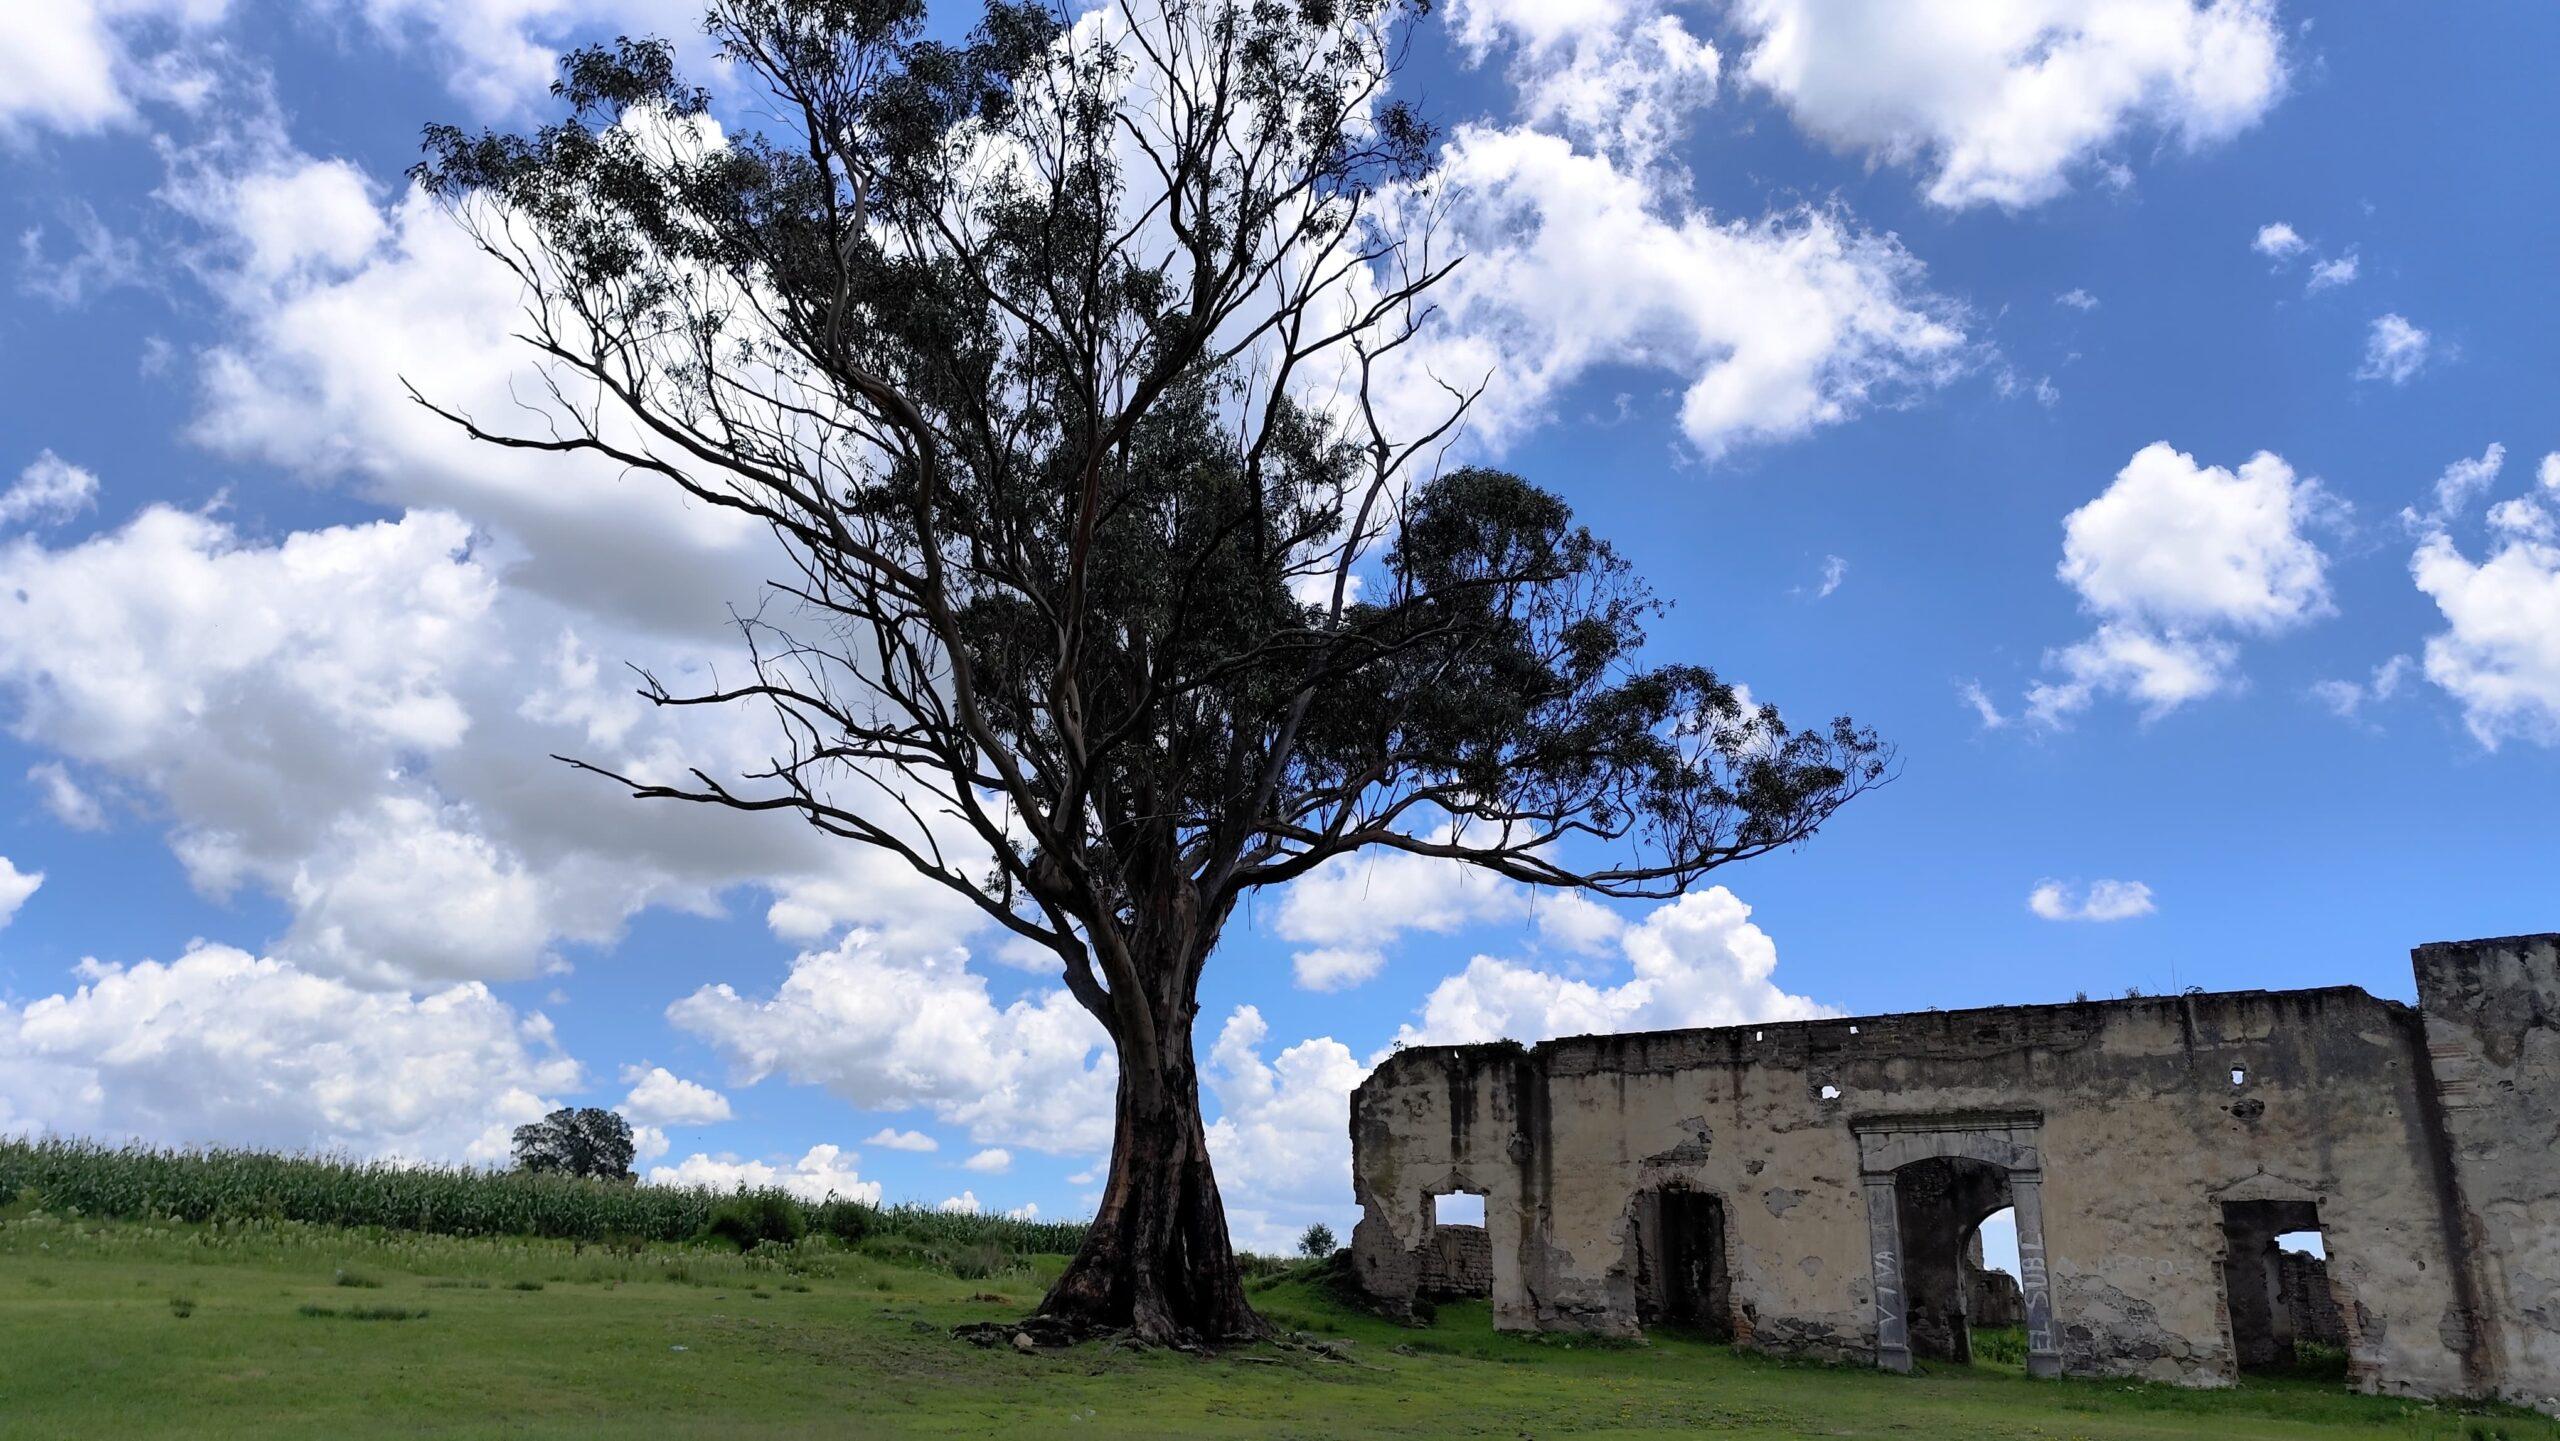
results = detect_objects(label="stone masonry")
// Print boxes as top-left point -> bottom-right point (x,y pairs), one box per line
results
1348,933 -> 2560,1413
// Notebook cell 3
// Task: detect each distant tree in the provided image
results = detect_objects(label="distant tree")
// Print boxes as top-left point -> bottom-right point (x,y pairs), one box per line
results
418,0 -> 1886,1344
510,1108 -> 638,1182
1297,1223 -> 1336,1259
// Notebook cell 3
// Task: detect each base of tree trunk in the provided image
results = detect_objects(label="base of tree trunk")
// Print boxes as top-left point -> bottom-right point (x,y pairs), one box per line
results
1030,1052 -> 1271,1348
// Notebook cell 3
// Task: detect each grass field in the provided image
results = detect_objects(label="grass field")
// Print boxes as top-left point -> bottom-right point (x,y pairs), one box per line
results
4,1210 -> 2556,1439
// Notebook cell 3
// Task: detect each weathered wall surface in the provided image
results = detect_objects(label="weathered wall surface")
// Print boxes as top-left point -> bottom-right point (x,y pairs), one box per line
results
2417,934 -> 2560,1412
1351,949 -> 2558,1407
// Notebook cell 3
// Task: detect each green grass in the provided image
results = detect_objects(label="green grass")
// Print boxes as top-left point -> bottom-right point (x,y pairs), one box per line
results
3,1211 -> 2555,1438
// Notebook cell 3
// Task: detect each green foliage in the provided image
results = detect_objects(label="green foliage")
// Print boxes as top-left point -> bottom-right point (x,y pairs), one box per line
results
2,1136 -> 718,1242
1970,1326 -> 2027,1366
0,1137 -> 1086,1259
509,1107 -> 638,1182
810,1198 -> 877,1244
699,1192 -> 808,1251
1297,1223 -> 1336,1259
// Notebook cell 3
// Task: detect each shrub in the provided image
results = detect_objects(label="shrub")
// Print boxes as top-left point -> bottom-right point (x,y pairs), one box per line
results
811,1198 -> 877,1244
1298,1222 -> 1337,1258
698,1191 -> 806,1251
1972,1326 -> 2027,1366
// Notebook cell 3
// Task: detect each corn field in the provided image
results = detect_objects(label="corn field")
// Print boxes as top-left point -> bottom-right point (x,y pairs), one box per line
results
0,1137 -> 1088,1257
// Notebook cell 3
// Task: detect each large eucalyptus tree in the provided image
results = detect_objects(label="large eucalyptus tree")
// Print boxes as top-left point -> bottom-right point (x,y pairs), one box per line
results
415,0 -> 1887,1343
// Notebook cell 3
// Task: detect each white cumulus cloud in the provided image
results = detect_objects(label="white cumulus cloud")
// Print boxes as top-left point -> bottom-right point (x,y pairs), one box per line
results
1205,1006 -> 1371,1254
646,1144 -> 881,1204
25,764 -> 107,831
0,0 -> 229,140
0,943 -> 576,1160
2027,878 -> 2156,921
1273,843 -> 1528,992
2310,654 -> 2414,723
0,453 -> 101,529
0,857 -> 41,928
2252,221 -> 2305,258
617,1064 -> 731,1127
1724,0 -> 2288,210
2410,452 -> 2560,748
668,929 -> 1116,1156
1395,887 -> 1830,1047
1447,0 -> 1723,167
1404,126 -> 1968,461
2026,442 -> 2334,723
2357,313 -> 2433,385
863,1128 -> 938,1153
2305,253 -> 2359,292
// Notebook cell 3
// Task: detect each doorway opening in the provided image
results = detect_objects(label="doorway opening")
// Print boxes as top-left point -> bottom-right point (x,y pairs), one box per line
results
1629,1187 -> 1733,1339
2222,1200 -> 2348,1380
1417,1189 -> 1492,1305
1892,1156 -> 2013,1364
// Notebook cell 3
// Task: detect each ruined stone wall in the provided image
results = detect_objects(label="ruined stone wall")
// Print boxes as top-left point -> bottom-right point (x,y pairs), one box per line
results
1352,981 -> 2486,1398
2416,934 -> 2560,1413
2281,1252 -> 2347,1349
1416,1224 -> 1493,1299
1971,1267 -> 2026,1331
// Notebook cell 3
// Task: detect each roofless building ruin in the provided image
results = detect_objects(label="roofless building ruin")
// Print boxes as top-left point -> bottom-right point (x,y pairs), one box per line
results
1349,933 -> 2560,1414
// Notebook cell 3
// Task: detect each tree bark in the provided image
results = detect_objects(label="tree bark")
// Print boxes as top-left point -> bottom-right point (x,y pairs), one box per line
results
1036,1013 -> 1268,1345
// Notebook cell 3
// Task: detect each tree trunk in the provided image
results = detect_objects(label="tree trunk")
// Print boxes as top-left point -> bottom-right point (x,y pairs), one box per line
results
1036,1014 -> 1267,1345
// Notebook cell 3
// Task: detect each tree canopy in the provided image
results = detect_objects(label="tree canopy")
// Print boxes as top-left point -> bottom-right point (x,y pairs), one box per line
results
511,1107 -> 639,1183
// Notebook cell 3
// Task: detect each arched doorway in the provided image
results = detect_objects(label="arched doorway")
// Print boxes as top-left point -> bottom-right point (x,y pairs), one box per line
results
1892,1156 -> 2013,1363
1854,1112 -> 2061,1377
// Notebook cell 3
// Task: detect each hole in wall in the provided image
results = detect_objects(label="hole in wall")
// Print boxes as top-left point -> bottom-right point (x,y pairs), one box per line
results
2231,1067 -> 2248,1086
1819,1084 -> 1842,1101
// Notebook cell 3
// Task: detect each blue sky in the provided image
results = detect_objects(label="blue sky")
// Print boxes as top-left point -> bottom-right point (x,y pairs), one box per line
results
0,1 -> 2554,1253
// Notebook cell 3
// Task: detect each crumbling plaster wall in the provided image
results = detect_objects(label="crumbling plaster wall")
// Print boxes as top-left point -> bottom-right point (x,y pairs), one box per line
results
1352,985 -> 2480,1397
2417,934 -> 2560,1412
